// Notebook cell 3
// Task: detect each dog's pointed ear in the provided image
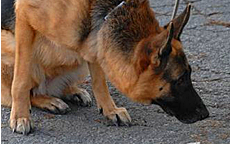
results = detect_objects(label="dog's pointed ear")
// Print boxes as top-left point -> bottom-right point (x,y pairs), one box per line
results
135,23 -> 174,74
165,4 -> 191,40
150,22 -> 174,72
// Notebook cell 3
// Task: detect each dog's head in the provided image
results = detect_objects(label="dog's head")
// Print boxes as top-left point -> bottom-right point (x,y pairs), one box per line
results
132,4 -> 209,123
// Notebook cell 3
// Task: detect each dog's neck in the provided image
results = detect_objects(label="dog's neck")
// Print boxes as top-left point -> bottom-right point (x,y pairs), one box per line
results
85,0 -> 164,98
104,1 -> 126,21
98,50 -> 138,95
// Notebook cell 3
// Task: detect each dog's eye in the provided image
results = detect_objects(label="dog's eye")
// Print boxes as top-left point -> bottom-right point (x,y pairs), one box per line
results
159,87 -> 163,91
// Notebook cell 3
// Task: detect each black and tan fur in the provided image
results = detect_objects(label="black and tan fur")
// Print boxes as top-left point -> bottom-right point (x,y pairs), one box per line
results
1,0 -> 209,134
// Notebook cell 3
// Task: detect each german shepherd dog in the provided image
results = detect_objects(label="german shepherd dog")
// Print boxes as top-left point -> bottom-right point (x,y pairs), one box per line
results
1,0 -> 209,134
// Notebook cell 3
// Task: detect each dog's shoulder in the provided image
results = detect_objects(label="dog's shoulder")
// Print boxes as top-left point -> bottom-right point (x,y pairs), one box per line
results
97,0 -> 160,54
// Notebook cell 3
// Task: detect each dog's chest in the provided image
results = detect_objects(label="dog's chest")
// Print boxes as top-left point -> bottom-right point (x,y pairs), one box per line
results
32,35 -> 82,68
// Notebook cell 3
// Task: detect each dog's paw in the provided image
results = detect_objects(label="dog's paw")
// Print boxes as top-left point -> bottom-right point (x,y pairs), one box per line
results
10,117 -> 34,135
41,98 -> 71,114
103,107 -> 131,126
65,89 -> 92,107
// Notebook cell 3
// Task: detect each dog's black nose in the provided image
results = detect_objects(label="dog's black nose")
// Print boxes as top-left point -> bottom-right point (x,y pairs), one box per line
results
175,104 -> 209,124
196,105 -> 209,121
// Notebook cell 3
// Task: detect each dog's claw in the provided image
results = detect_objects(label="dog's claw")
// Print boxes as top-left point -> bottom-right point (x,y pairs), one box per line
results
104,107 -> 131,126
43,98 -> 71,114
64,89 -> 92,107
99,108 -> 103,114
116,114 -> 121,126
117,114 -> 130,127
10,118 -> 34,135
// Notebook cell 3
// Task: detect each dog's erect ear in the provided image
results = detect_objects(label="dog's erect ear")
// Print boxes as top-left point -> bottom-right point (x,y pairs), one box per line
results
135,23 -> 174,74
150,22 -> 174,73
165,4 -> 191,40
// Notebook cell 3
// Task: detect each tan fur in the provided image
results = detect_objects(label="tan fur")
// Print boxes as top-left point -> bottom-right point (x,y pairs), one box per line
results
1,30 -> 15,107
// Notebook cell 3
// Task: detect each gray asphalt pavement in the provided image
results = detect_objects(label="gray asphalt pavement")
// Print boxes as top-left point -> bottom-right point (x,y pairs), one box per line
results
1,0 -> 230,144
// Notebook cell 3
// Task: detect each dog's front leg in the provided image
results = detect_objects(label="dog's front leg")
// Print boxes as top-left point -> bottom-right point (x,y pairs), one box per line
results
89,62 -> 131,126
10,11 -> 34,135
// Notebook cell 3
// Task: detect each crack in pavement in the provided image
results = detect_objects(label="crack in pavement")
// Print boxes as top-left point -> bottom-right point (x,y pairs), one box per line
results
183,0 -> 230,28
205,20 -> 230,28
193,77 -> 230,82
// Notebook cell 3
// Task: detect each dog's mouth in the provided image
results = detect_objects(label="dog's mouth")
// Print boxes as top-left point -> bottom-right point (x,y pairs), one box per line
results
152,100 -> 175,117
175,110 -> 209,124
152,98 -> 209,124
160,106 -> 175,117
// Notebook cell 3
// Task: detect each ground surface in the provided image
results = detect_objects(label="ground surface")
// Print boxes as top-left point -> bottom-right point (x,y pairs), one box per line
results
1,0 -> 230,144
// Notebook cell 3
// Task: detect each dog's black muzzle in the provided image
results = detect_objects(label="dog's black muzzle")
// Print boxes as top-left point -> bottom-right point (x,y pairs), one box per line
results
152,81 -> 209,124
